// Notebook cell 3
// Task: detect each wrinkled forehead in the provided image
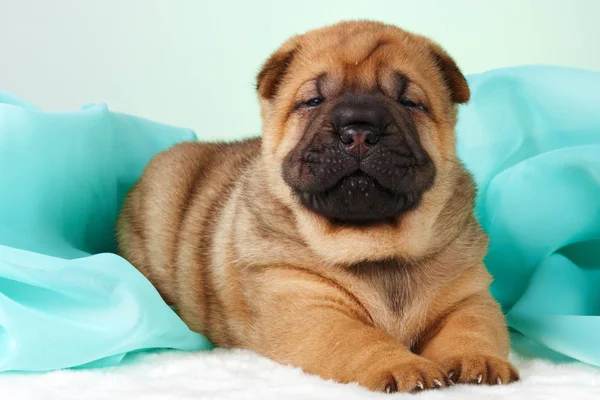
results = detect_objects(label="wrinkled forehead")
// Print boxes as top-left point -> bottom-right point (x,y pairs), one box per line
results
289,32 -> 438,96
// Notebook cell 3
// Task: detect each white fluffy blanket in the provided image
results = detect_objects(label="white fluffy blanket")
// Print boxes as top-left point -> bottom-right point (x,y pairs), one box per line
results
2,349 -> 599,399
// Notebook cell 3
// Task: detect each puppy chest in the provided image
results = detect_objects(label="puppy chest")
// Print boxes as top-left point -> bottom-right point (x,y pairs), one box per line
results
348,262 -> 430,344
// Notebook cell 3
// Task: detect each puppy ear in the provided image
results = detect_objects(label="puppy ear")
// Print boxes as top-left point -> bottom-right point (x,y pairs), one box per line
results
256,44 -> 298,100
429,43 -> 470,104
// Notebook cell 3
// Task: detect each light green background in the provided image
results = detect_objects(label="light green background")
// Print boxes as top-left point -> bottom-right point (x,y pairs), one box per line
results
1,0 -> 599,140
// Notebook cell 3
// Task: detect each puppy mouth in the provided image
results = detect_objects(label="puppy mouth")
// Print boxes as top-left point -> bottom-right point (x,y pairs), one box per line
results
296,170 -> 419,225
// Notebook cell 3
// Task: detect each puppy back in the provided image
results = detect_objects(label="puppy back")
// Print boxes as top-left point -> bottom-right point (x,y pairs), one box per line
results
116,138 -> 261,310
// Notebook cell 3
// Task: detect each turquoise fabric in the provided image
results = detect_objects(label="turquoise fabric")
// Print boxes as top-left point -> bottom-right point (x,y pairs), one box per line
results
456,66 -> 600,367
0,97 -> 212,372
0,65 -> 599,372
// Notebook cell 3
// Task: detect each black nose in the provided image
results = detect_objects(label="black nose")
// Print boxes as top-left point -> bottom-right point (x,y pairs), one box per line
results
332,94 -> 390,160
339,124 -> 380,159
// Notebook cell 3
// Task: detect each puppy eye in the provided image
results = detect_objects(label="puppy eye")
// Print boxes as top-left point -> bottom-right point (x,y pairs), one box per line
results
399,98 -> 427,112
305,97 -> 324,107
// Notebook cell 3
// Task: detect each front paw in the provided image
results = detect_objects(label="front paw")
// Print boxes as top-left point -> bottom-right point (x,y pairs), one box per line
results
359,355 -> 452,393
439,354 -> 519,385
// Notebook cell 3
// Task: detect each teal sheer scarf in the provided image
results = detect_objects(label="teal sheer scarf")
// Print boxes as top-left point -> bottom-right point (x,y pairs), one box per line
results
0,65 -> 599,372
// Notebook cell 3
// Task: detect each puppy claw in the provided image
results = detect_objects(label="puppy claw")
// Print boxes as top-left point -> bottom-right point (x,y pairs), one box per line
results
368,355 -> 451,392
445,377 -> 455,386
440,355 -> 519,386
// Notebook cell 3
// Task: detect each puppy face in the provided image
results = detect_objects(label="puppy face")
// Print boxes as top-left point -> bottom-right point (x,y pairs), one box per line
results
282,73 -> 436,224
256,21 -> 471,262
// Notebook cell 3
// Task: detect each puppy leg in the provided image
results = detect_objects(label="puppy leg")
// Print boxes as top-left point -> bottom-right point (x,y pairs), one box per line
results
418,291 -> 519,385
246,267 -> 450,393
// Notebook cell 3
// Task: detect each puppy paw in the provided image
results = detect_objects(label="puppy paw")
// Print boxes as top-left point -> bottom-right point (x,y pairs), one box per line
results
439,354 -> 519,385
360,355 -> 452,393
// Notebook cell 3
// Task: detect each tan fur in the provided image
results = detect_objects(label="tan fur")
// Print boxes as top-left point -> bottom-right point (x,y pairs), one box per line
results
117,20 -> 518,393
